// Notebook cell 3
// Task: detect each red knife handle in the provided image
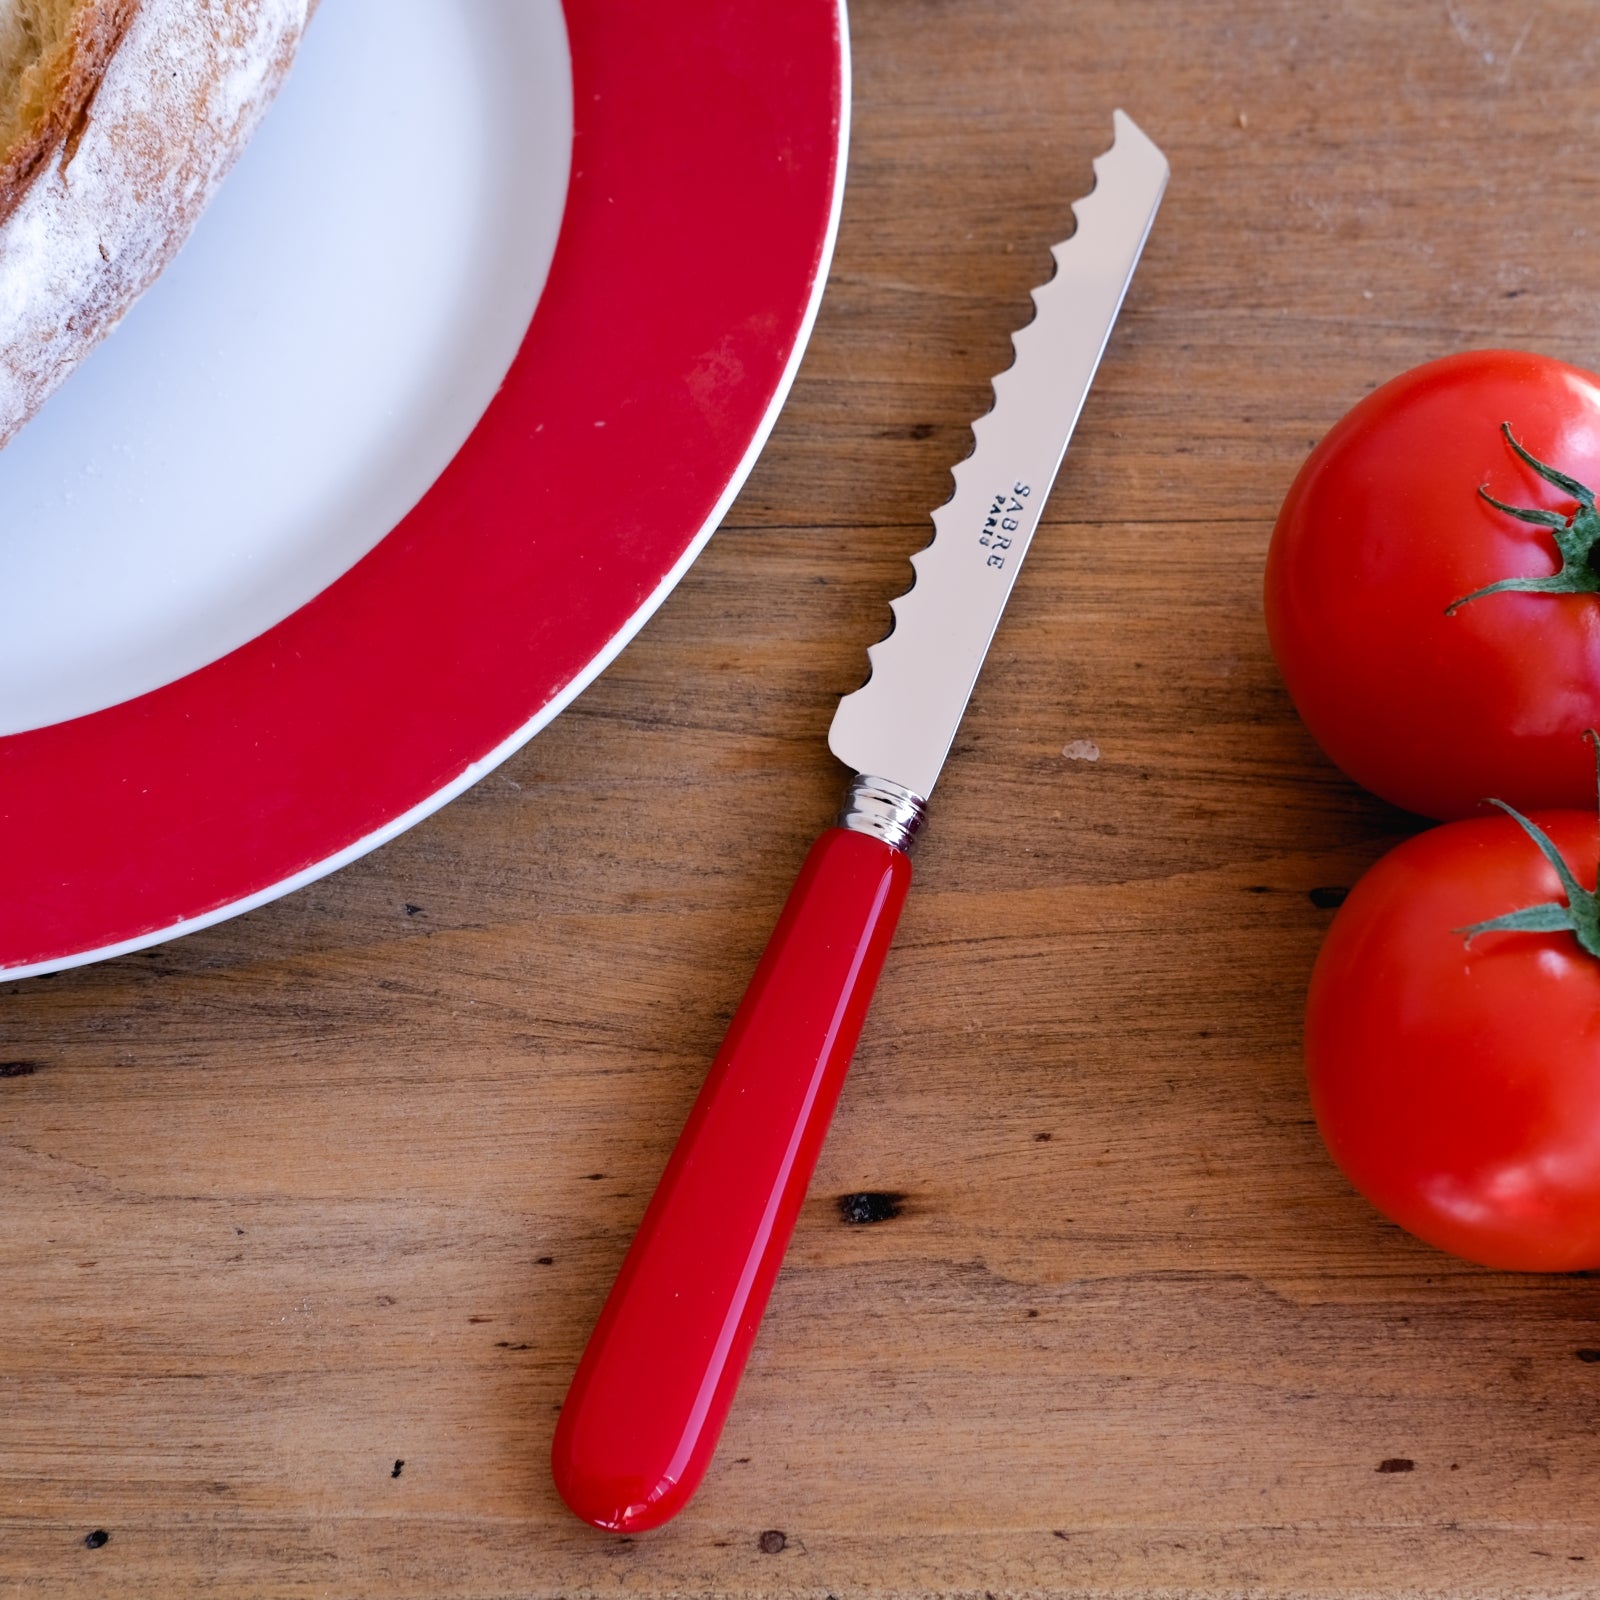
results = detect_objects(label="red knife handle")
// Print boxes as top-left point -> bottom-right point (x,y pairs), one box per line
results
551,824 -> 912,1532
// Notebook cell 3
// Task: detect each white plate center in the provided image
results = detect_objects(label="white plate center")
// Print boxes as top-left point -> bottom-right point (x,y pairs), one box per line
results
0,0 -> 574,736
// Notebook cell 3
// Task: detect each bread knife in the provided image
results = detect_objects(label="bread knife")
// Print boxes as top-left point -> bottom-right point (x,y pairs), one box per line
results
552,109 -> 1168,1532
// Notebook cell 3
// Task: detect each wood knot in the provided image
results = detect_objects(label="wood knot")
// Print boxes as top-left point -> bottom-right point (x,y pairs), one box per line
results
838,1192 -> 903,1225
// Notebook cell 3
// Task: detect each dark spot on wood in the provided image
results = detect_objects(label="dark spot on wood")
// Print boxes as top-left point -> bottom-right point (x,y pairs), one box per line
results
1450,1463 -> 1460,1470
1376,1458 -> 1414,1473
1505,288 -> 1526,298
1053,1530 -> 1069,1540
1310,886 -> 1349,909
234,1228 -> 245,1237
583,1173 -> 604,1181
839,1191 -> 903,1224
1026,1309 -> 1040,1319
495,1341 -> 531,1351
536,1256 -> 554,1266
0,1061 -> 41,1077
84,1530 -> 109,1549
1034,1132 -> 1052,1142
403,903 -> 424,916
1245,884 -> 1271,894
758,1530 -> 787,1555
376,1294 -> 397,1306
908,422 -> 935,440
734,1458 -> 750,1464
1576,1349 -> 1600,1363
391,1459 -> 404,1479
467,1315 -> 491,1324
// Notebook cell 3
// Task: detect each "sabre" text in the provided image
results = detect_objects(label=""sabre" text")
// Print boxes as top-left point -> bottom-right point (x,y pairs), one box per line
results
978,481 -> 1032,569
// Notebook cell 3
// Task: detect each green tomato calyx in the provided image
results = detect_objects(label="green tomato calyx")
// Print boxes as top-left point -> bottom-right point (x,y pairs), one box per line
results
1446,423 -> 1600,615
1460,732 -> 1600,958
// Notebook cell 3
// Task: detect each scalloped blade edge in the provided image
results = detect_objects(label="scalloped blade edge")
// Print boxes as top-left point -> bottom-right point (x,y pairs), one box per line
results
827,109 -> 1167,800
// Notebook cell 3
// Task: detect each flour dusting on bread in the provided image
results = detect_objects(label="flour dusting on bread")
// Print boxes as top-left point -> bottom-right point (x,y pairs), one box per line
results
0,0 -> 312,447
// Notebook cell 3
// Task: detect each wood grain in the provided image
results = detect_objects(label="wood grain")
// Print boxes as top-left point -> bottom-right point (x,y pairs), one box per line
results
8,2 -> 1600,1596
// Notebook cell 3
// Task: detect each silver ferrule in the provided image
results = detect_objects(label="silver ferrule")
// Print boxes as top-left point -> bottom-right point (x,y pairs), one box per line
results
836,773 -> 929,855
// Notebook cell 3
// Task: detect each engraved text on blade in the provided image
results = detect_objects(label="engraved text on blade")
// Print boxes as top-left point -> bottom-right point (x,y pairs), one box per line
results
978,480 -> 1033,570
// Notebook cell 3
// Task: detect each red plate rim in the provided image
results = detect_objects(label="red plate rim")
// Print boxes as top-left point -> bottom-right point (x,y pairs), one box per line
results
0,0 -> 849,979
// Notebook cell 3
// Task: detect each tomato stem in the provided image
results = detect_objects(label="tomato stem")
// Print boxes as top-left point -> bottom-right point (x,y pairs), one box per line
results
1446,423 -> 1600,615
1460,731 -> 1600,957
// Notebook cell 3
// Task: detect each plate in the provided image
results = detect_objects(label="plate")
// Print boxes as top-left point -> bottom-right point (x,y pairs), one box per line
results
0,0 -> 849,978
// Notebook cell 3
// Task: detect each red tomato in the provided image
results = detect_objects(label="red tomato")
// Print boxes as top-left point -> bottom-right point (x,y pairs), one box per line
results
1265,349 -> 1600,820
1307,808 -> 1600,1270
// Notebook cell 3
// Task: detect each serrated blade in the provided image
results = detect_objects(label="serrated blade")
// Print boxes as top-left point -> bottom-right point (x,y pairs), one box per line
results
828,110 -> 1167,801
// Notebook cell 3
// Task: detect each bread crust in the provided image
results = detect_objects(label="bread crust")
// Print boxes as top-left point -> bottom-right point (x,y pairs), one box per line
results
0,0 -> 314,448
0,0 -> 140,227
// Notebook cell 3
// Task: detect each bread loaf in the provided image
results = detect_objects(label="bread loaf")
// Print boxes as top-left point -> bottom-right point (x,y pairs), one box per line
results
0,0 -> 314,448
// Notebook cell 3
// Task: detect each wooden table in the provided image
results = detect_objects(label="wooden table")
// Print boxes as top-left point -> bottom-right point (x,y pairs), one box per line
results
8,2 -> 1600,1595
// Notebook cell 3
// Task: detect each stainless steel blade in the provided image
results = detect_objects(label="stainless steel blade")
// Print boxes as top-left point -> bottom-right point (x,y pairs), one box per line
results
828,110 -> 1167,801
